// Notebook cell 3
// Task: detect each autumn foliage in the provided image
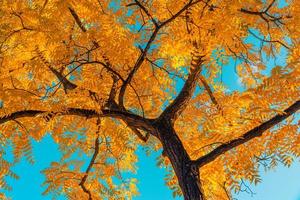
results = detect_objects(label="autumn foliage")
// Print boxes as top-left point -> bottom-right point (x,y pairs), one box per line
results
0,0 -> 299,199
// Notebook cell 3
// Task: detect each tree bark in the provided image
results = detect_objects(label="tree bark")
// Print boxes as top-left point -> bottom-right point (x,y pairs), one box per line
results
154,118 -> 205,200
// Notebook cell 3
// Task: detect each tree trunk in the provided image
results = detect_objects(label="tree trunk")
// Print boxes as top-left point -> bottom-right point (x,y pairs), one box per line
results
154,119 -> 205,200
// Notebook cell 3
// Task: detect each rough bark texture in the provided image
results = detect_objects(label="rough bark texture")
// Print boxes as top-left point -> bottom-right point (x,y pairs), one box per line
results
154,118 -> 205,200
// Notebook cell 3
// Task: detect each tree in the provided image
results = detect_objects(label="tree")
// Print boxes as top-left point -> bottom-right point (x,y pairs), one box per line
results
0,0 -> 299,199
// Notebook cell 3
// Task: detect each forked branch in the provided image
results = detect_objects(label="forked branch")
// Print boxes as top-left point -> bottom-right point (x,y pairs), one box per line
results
127,0 -> 158,27
118,0 -> 203,110
240,0 -> 286,27
79,136 -> 101,200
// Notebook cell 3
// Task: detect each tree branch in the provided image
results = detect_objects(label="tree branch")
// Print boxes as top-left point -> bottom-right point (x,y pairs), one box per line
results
107,75 -> 119,104
67,7 -> 120,83
88,61 -> 125,82
118,0 -> 202,109
248,29 -> 290,49
129,0 -> 158,27
199,75 -> 220,109
131,127 -> 150,142
240,0 -> 285,27
35,6 -> 151,140
79,127 -> 101,200
0,110 -> 44,124
48,66 -> 77,92
193,100 -> 300,168
68,7 -> 87,32
105,98 -> 151,142
160,59 -> 204,122
35,47 -> 77,93
0,108 -> 154,132
118,27 -> 159,109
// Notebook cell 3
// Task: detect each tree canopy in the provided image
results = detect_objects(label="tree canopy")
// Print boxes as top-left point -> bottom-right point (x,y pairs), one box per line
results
0,0 -> 299,199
